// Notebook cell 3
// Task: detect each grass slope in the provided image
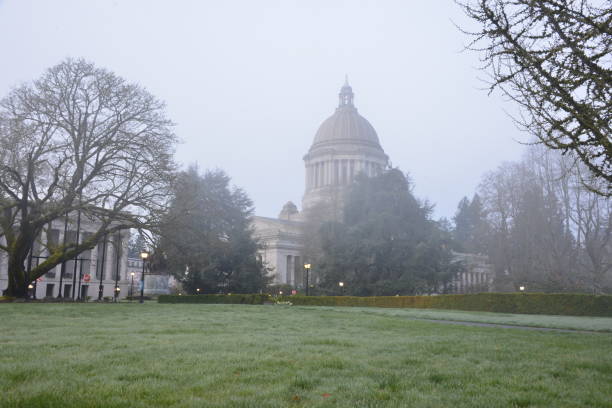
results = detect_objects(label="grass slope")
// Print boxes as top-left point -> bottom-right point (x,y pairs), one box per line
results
1,303 -> 611,408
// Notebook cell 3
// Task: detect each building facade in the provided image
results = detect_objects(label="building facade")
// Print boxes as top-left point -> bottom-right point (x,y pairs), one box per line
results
126,257 -> 177,297
253,79 -> 389,285
0,216 -> 131,300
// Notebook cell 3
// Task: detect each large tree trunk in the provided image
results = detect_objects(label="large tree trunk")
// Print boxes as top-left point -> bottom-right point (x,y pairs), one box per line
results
3,255 -> 28,298
2,231 -> 33,298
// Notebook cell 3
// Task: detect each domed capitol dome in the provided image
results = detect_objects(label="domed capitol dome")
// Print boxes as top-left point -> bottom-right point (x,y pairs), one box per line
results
302,79 -> 389,211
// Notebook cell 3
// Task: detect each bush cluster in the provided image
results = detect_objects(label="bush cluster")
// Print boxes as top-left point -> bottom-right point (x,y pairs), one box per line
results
158,294 -> 270,305
284,293 -> 612,317
157,292 -> 612,317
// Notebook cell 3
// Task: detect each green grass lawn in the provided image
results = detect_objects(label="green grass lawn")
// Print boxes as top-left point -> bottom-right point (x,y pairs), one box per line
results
312,306 -> 612,332
1,304 -> 611,408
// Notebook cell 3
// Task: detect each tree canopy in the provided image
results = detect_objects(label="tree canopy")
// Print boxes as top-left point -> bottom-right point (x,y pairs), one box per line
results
0,59 -> 177,297
157,167 -> 270,294
458,0 -> 611,193
453,194 -> 488,253
463,145 -> 611,293
311,169 -> 463,296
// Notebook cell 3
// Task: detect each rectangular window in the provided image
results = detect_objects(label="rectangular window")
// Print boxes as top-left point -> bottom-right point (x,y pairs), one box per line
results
45,284 -> 55,297
81,285 -> 89,299
80,232 -> 93,278
111,233 -> 123,281
46,228 -> 60,248
64,230 -> 77,279
63,284 -> 72,298
46,228 -> 60,277
96,237 -> 108,281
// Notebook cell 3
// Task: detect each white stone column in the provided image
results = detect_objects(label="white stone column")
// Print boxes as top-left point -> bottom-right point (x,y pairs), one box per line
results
322,161 -> 327,186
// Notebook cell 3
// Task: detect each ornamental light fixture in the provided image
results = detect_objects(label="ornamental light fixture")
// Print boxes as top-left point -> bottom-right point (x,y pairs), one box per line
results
139,251 -> 149,303
303,263 -> 312,296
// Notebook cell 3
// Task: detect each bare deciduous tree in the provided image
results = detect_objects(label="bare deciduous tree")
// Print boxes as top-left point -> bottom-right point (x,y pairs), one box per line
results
457,0 -> 612,194
476,145 -> 611,293
0,59 -> 177,297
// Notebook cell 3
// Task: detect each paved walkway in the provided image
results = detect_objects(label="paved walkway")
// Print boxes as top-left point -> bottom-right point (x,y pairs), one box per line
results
411,317 -> 606,334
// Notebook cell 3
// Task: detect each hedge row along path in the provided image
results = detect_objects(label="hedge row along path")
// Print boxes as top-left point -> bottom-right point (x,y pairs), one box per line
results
158,292 -> 612,317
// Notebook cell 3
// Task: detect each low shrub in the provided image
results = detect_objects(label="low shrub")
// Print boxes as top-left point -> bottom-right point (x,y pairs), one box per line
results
158,292 -> 612,316
281,293 -> 612,317
125,296 -> 153,301
158,294 -> 271,305
0,296 -> 15,303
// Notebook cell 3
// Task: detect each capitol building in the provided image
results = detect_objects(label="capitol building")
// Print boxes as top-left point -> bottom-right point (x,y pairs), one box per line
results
253,79 -> 492,292
253,79 -> 387,286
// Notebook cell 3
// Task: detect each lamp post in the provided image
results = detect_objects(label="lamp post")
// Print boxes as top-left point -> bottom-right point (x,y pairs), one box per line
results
304,263 -> 311,296
519,285 -> 525,292
139,251 -> 149,304
196,288 -> 200,295
339,281 -> 344,296
114,286 -> 121,301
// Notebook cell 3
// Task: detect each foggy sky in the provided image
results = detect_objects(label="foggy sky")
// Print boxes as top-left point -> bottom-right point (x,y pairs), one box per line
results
0,0 -> 525,220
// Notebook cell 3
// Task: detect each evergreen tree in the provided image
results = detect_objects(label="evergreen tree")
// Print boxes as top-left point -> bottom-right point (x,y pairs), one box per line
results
453,194 -> 488,254
453,197 -> 472,251
158,166 -> 270,294
315,168 -> 462,295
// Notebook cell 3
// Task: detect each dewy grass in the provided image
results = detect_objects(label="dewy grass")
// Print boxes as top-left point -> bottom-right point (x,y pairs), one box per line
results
1,303 -> 611,408
304,306 -> 612,332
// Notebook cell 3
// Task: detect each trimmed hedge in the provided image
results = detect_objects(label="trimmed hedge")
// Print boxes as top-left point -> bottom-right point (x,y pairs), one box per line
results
282,293 -> 612,317
0,296 -> 15,303
157,293 -> 612,317
158,294 -> 270,305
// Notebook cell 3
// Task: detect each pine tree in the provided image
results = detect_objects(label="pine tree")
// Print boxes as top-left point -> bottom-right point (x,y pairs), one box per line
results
316,168 -> 462,295
158,166 -> 270,294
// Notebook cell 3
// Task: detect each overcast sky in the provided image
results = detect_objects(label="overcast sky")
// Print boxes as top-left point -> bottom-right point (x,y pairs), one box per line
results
0,0 -> 525,220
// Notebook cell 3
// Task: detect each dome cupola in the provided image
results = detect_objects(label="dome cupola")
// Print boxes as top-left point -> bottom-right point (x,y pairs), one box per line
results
338,76 -> 354,107
310,78 -> 383,150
